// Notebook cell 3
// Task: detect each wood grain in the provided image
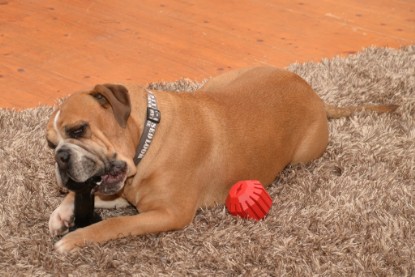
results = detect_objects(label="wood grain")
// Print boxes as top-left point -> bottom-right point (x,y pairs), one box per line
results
1,0 -> 414,109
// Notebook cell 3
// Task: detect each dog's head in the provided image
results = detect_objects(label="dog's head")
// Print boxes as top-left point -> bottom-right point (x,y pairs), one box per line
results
46,84 -> 138,195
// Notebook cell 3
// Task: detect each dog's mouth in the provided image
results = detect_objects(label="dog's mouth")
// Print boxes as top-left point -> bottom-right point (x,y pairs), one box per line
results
64,160 -> 128,195
94,170 -> 127,195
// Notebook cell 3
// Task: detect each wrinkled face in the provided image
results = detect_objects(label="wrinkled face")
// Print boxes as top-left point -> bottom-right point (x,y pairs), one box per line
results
46,84 -> 137,195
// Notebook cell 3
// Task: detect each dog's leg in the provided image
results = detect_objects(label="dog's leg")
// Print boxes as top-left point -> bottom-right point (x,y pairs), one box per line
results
49,193 -> 131,237
49,191 -> 75,236
54,208 -> 194,252
292,113 -> 329,164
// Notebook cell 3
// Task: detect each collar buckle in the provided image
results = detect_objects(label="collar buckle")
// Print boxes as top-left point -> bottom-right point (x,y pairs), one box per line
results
147,107 -> 161,123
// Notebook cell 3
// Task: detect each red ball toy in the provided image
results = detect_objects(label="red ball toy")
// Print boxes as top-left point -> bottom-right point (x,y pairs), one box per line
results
226,180 -> 272,221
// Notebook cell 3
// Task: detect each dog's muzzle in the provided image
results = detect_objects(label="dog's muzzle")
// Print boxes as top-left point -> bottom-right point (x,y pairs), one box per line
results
55,145 -> 127,195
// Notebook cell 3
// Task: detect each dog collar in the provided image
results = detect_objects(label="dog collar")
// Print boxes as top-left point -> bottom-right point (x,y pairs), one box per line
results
133,90 -> 161,165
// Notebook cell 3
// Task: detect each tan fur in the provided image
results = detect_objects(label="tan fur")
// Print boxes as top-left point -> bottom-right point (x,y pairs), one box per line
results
47,66 -> 396,252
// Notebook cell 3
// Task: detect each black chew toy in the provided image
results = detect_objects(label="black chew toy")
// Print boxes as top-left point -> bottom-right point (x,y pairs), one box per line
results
67,176 -> 102,232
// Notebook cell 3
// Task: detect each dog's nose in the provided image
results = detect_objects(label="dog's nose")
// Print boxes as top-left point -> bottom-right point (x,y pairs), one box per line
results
56,148 -> 71,168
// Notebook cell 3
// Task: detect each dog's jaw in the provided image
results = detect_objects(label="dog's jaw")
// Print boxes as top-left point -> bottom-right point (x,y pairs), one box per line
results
94,160 -> 128,195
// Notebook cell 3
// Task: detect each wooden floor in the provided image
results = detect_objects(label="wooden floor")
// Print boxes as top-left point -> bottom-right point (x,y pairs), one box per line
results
1,0 -> 414,109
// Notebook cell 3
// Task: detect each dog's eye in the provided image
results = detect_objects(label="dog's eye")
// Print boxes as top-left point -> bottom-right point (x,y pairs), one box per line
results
94,93 -> 104,100
92,93 -> 108,105
68,124 -> 87,139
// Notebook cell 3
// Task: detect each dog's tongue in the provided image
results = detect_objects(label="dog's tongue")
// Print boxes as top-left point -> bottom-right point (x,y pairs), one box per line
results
101,174 -> 120,185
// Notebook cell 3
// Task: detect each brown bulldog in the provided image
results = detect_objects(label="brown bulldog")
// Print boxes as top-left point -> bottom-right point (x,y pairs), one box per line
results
46,66 -> 397,252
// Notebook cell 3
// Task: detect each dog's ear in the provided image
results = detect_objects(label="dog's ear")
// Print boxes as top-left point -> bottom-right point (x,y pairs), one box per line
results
91,84 -> 131,128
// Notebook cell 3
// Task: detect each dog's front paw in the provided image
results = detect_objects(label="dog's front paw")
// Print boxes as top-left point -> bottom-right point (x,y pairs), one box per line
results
49,203 -> 74,237
54,229 -> 87,253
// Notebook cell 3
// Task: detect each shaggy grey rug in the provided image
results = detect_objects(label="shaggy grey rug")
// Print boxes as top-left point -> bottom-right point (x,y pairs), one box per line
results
0,46 -> 414,276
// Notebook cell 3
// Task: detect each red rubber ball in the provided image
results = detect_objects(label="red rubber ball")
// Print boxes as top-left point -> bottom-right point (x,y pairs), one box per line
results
226,180 -> 272,220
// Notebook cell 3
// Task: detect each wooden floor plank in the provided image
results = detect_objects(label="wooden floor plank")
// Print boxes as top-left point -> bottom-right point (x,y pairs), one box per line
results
0,0 -> 414,109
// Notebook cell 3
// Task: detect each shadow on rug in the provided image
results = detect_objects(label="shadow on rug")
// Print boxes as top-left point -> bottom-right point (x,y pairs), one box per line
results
0,46 -> 414,276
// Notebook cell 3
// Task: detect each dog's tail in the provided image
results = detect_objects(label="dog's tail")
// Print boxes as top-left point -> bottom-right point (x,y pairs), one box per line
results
325,103 -> 399,119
